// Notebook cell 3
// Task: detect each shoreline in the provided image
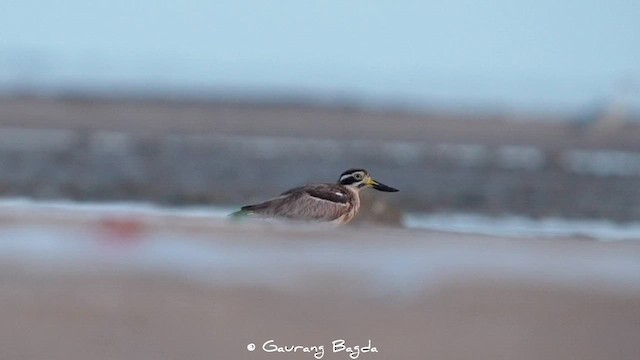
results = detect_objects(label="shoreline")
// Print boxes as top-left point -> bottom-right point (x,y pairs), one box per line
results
0,197 -> 638,241
0,96 -> 638,220
0,202 -> 638,360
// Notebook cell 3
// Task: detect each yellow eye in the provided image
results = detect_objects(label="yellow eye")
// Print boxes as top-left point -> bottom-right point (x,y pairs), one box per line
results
354,173 -> 363,180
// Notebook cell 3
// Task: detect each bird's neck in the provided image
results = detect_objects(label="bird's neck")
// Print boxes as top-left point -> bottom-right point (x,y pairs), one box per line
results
343,184 -> 362,193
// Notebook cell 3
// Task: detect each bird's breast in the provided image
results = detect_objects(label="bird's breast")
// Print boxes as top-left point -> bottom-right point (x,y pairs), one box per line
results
338,188 -> 360,224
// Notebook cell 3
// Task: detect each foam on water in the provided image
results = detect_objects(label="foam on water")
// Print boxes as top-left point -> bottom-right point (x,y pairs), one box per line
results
405,212 -> 640,241
0,198 -> 638,241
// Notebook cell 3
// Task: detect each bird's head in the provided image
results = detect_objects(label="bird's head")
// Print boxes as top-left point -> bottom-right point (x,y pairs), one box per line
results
337,168 -> 399,192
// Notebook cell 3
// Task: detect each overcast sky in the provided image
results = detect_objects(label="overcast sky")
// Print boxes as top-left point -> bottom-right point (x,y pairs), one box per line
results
1,0 -> 638,111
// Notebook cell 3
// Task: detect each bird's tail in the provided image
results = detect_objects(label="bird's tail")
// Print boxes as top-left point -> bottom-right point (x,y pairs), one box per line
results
228,209 -> 253,220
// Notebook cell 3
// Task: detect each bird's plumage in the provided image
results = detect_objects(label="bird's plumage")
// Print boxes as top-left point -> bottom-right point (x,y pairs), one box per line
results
231,168 -> 397,224
239,184 -> 359,222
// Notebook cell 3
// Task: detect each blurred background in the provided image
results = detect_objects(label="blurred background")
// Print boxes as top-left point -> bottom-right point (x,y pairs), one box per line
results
0,1 -> 639,360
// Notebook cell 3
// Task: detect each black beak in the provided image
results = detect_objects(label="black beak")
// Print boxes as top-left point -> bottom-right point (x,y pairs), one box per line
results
370,179 -> 399,192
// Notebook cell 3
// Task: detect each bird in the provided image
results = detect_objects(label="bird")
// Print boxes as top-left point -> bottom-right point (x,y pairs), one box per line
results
230,168 -> 398,224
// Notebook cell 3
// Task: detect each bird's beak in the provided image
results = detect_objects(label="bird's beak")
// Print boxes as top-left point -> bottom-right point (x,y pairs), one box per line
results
368,178 -> 399,192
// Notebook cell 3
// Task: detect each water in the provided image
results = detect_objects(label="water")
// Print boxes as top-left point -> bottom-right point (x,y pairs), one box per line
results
0,198 -> 638,241
406,213 -> 640,242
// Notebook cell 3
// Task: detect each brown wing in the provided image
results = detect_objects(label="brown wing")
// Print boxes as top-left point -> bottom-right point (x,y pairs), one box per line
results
242,184 -> 353,221
282,184 -> 350,204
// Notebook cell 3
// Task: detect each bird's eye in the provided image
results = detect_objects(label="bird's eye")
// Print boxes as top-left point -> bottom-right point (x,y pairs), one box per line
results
354,173 -> 363,180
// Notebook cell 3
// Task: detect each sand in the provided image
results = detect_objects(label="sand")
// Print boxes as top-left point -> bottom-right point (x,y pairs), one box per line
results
0,96 -> 639,359
0,205 -> 638,360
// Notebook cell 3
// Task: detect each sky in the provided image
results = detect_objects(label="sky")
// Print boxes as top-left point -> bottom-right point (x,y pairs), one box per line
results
0,0 -> 638,112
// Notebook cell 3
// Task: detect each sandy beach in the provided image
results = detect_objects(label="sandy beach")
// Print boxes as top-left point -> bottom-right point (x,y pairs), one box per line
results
0,202 -> 638,360
0,97 -> 638,360
3,2 -> 640,358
